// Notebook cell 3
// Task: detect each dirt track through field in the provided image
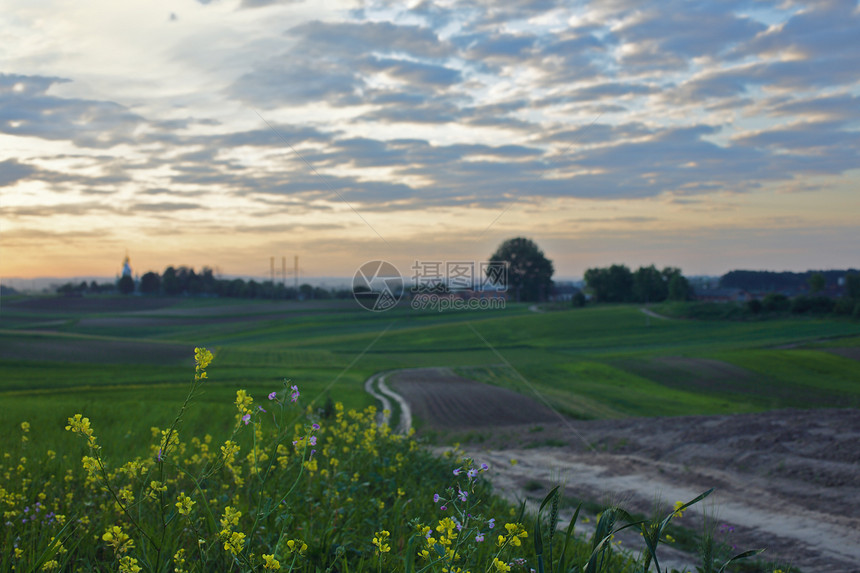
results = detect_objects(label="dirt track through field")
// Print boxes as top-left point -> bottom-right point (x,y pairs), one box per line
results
375,368 -> 860,572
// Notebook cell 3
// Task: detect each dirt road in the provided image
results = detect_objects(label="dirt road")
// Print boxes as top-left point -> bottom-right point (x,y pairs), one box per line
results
375,369 -> 860,572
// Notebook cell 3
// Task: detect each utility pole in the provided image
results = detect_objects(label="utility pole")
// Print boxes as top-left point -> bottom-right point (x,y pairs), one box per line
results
294,255 -> 299,291
282,257 -> 286,285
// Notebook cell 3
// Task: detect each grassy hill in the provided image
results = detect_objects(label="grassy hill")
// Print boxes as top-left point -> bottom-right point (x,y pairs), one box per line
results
2,295 -> 859,442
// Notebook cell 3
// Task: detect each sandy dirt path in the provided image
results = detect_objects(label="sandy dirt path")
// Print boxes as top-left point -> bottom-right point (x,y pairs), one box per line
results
367,369 -> 860,572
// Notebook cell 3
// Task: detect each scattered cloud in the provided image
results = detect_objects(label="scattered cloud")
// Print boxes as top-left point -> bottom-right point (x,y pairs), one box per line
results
1,0 -> 858,276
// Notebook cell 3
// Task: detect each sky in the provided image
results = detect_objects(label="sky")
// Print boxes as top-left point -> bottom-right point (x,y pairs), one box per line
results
1,0 -> 859,282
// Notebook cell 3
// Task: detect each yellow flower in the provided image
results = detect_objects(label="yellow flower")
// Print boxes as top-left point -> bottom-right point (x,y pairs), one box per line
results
673,501 -> 685,518
175,492 -> 195,516
119,556 -> 142,573
174,549 -> 186,573
221,440 -> 240,463
103,525 -> 134,554
235,390 -> 254,415
81,456 -> 99,477
372,530 -> 391,554
223,531 -> 246,555
262,554 -> 281,570
194,347 -> 213,373
286,538 -> 307,554
65,414 -> 97,447
220,506 -> 242,529
40,561 -> 59,571
493,558 -> 511,572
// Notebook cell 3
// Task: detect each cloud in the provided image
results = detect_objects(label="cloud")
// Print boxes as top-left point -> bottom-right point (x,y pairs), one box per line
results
240,0 -> 305,7
0,158 -> 36,186
131,202 -> 202,212
2,202 -> 121,218
614,1 -> 766,64
0,73 -> 144,149
2,0 -> 860,274
364,57 -> 462,87
230,20 -> 453,107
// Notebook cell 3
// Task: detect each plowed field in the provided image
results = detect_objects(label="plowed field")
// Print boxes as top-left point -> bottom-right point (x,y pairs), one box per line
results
389,368 -> 555,429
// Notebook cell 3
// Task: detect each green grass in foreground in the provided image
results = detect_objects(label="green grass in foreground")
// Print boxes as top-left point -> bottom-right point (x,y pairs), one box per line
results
1,354 -> 779,573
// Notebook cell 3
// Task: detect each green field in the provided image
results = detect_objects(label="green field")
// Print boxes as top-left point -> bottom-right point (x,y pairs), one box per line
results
2,295 -> 859,445
2,295 -> 855,572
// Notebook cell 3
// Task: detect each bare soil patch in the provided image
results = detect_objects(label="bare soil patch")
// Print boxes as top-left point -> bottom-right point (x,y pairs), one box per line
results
0,334 -> 191,365
617,356 -> 758,396
392,369 -> 860,571
457,411 -> 860,572
7,296 -> 182,313
827,347 -> 860,361
389,368 -> 555,430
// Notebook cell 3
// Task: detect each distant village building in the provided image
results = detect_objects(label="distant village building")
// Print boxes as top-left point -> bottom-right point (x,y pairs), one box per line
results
549,281 -> 580,302
121,253 -> 133,278
117,252 -> 140,294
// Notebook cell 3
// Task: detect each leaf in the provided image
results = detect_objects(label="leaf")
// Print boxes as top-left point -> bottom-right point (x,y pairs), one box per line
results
555,503 -> 581,573
717,549 -> 765,573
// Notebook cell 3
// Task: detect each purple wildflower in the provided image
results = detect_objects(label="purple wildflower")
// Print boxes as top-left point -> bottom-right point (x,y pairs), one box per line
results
453,468 -> 461,476
467,469 -> 478,478
309,436 -> 317,446
312,423 -> 320,431
290,385 -> 300,402
268,391 -> 277,400
433,493 -> 441,503
481,463 -> 489,471
488,518 -> 496,529
475,534 -> 484,543
242,414 -> 251,425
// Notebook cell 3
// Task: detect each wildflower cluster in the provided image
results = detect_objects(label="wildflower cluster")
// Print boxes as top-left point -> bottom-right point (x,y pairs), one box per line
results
0,348 -> 765,573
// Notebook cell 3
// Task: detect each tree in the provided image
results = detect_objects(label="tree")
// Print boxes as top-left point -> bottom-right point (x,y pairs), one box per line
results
584,264 -> 633,302
667,273 -> 691,301
808,272 -> 825,294
117,274 -> 135,295
162,266 -> 181,295
140,272 -> 161,295
633,265 -> 667,303
762,293 -> 789,312
488,237 -> 554,302
845,273 -> 860,301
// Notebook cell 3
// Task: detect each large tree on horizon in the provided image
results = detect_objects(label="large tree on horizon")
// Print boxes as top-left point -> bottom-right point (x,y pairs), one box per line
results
488,237 -> 554,303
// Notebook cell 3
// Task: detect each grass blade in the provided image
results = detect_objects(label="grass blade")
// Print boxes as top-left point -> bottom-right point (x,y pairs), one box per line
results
555,503 -> 581,573
717,548 -> 765,573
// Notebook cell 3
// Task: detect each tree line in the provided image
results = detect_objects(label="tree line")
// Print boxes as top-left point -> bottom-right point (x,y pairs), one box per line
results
58,266 -> 352,300
584,264 -> 691,303
720,269 -> 859,292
